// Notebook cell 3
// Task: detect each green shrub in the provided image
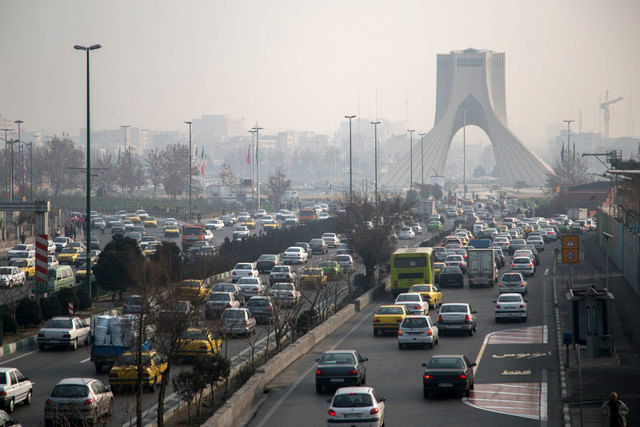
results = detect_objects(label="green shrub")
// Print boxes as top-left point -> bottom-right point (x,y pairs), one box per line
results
76,288 -> 91,311
16,298 -> 42,327
40,297 -> 62,320
2,314 -> 17,334
295,308 -> 319,335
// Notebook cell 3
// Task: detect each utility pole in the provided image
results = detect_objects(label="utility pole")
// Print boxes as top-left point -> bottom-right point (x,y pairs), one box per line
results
74,43 -> 101,300
121,125 -> 130,196
371,120 -> 380,204
408,129 -> 415,191
251,125 -> 263,211
1,128 -> 11,200
564,119 -> 575,163
28,142 -> 33,199
345,115 -> 356,204
463,105 -> 467,199
15,120 -> 23,200
184,121 -> 192,221
419,132 -> 426,187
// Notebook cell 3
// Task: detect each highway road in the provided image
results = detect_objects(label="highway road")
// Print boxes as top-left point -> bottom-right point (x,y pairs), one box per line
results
246,240 -> 562,427
0,217 -> 445,425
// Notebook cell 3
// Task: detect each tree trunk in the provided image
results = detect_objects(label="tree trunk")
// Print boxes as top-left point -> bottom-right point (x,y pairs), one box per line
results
157,363 -> 171,426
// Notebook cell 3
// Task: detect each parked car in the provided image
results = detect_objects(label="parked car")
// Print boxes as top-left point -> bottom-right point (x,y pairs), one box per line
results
0,367 -> 32,413
398,315 -> 439,349
326,387 -> 385,426
422,354 -> 475,398
44,378 -> 114,425
437,303 -> 477,336
38,316 -> 90,350
315,350 -> 367,393
220,308 -> 256,336
495,293 -> 528,322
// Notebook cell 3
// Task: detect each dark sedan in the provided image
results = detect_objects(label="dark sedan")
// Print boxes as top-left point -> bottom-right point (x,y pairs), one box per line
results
315,350 -> 367,393
256,254 -> 280,274
246,296 -> 275,323
437,266 -> 464,288
422,354 -> 475,398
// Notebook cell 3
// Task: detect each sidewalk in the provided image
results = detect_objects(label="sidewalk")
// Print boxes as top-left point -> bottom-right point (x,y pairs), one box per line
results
556,233 -> 640,426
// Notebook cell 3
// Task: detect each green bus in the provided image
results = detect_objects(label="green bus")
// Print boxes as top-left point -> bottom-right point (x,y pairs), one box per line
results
390,247 -> 433,297
36,265 -> 75,294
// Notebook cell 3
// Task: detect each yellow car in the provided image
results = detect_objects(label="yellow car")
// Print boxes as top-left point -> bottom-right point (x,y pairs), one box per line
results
522,224 -> 533,235
125,214 -> 141,223
300,268 -> 327,287
262,220 -> 280,230
164,225 -> 180,237
177,279 -> 210,300
433,262 -> 447,282
143,242 -> 160,257
496,224 -> 508,233
11,258 -> 35,278
177,328 -> 221,360
58,247 -> 81,264
455,234 -> 469,246
408,284 -> 444,308
144,217 -> 158,228
109,350 -> 168,392
372,305 -> 408,336
240,218 -> 256,229
75,263 -> 95,281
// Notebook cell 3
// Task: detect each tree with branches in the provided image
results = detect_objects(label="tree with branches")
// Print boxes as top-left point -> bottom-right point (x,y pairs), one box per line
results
145,148 -> 164,199
93,235 -> 145,300
42,136 -> 84,196
545,157 -> 593,193
266,167 -> 291,208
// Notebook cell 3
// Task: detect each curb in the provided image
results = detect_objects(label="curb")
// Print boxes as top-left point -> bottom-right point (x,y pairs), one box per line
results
552,272 -> 571,427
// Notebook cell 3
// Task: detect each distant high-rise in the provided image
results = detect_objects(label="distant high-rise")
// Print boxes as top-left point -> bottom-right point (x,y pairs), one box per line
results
384,48 -> 552,187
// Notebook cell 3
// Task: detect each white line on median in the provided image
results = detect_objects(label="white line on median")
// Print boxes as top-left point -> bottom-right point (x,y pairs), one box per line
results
81,357 -> 91,363
0,350 -> 38,364
254,303 -> 377,427
540,370 -> 548,422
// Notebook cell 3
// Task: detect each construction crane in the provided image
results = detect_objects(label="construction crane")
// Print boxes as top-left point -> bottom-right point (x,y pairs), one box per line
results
600,90 -> 623,139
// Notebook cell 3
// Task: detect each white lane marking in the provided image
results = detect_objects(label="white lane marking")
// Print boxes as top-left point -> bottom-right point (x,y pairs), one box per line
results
471,390 -> 539,396
468,398 -> 539,403
542,325 -> 548,344
472,331 -> 494,375
463,399 -> 539,421
253,304 -> 377,427
475,405 -> 538,411
0,350 -> 38,364
544,268 -> 549,276
492,384 -> 540,389
81,357 -> 91,363
540,370 -> 548,422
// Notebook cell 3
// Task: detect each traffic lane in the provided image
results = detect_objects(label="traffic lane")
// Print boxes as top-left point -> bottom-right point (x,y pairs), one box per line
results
247,252 -> 556,426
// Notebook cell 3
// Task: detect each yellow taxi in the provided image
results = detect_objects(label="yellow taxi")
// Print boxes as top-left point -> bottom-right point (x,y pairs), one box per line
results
408,283 -> 444,308
109,350 -> 168,392
177,279 -> 210,300
143,242 -> 160,257
177,328 -> 221,360
240,218 -> 256,229
164,225 -> 180,237
262,220 -> 280,230
58,247 -> 81,264
433,262 -> 447,282
522,224 -> 533,235
125,213 -> 141,223
300,268 -> 327,287
11,258 -> 35,278
372,305 -> 408,336
75,263 -> 94,281
144,217 -> 158,228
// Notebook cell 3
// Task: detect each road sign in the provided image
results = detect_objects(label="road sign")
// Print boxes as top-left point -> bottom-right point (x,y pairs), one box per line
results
35,234 -> 49,282
562,234 -> 580,263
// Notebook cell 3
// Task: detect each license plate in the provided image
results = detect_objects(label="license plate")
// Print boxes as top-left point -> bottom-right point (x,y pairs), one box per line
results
330,378 -> 344,383
439,383 -> 453,387
345,413 -> 362,418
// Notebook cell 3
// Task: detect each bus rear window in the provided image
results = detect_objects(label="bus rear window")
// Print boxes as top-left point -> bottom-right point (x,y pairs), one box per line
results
183,227 -> 203,236
393,257 -> 428,268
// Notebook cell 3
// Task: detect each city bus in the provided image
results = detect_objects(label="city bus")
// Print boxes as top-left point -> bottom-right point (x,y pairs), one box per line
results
298,208 -> 317,223
390,247 -> 433,297
181,224 -> 205,249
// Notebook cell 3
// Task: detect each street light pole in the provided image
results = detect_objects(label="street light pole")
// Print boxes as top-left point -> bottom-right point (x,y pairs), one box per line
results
251,125 -> 264,211
345,115 -> 356,205
28,142 -> 33,199
121,125 -> 130,197
184,121 -> 192,221
419,132 -> 426,187
75,43 -> 101,301
1,128 -> 11,200
407,129 -> 415,191
371,121 -> 380,204
14,120 -> 22,200
564,119 -> 575,162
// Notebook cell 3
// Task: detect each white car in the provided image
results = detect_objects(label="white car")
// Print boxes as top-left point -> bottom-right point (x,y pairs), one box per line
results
205,292 -> 241,317
398,227 -> 415,240
410,223 -> 422,235
269,282 -> 302,306
44,378 -> 114,425
321,233 -> 340,248
231,262 -> 259,283
0,367 -> 33,412
135,209 -> 149,219
335,254 -> 355,270
6,244 -> 34,260
236,277 -> 266,298
394,293 -> 428,315
165,218 -> 178,226
495,293 -> 528,322
37,316 -> 90,350
498,272 -> 528,294
493,236 -> 510,251
205,220 -> 224,231
0,266 -> 26,288
232,226 -> 250,240
283,247 -> 308,264
398,315 -> 439,349
526,235 -> 545,251
327,387 -> 386,427
511,256 -> 535,277
47,240 -> 57,254
203,229 -> 214,241
444,254 -> 467,274
48,255 -> 60,267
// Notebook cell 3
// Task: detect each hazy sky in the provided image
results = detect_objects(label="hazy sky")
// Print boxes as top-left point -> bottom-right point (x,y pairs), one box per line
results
1,0 -> 639,148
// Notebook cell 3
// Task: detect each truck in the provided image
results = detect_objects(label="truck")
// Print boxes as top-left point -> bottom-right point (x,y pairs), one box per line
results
567,208 -> 588,221
418,200 -> 436,218
90,315 -> 152,373
467,248 -> 497,288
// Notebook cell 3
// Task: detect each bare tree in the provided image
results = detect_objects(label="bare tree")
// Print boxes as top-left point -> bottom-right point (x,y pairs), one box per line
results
265,167 -> 291,208
545,157 -> 592,193
145,148 -> 164,199
172,369 -> 204,424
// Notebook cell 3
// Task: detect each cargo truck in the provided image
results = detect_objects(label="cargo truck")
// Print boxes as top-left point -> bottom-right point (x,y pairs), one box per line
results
90,315 -> 152,373
567,208 -> 588,221
467,248 -> 497,288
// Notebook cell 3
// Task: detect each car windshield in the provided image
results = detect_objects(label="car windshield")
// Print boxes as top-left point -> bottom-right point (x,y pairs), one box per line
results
182,330 -> 209,340
238,278 -> 258,284
51,384 -> 90,398
440,304 -> 468,313
235,264 -> 252,270
44,319 -> 72,329
116,355 -> 151,366
258,255 -> 276,261
319,353 -> 356,365
410,285 -> 429,292
402,317 -> 428,328
271,284 -> 293,291
183,227 -> 202,236
13,245 -> 28,251
0,267 -> 13,275
514,258 -> 530,264
222,310 -> 245,319
499,295 -> 523,303
213,285 -> 235,292
376,306 -> 404,315
427,357 -> 464,369
248,298 -> 269,307
318,262 -> 335,268
61,248 -> 77,254
396,294 -> 419,302
441,267 -> 461,273
53,238 -> 67,243
332,393 -> 373,408
446,255 -> 462,262
209,293 -> 231,301
502,274 -> 522,282
303,269 -> 322,275
310,239 -> 324,245
271,266 -> 288,272
336,256 -> 351,261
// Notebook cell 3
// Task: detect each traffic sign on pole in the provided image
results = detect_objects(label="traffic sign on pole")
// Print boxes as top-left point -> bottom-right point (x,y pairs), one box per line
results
562,235 -> 580,263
